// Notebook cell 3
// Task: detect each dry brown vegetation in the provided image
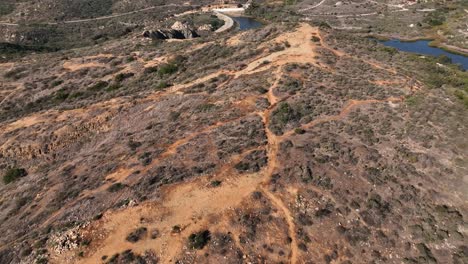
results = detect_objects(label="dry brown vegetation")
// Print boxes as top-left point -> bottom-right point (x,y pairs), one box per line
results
0,6 -> 467,264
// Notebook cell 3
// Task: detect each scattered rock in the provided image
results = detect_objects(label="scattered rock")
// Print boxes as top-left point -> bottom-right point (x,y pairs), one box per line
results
198,24 -> 213,31
143,21 -> 200,40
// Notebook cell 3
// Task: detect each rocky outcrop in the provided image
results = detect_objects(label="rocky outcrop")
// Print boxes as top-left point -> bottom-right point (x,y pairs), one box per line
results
143,21 -> 199,40
197,24 -> 213,31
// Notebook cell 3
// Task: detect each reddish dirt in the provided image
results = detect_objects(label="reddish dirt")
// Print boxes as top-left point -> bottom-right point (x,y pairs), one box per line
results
45,23 -> 420,264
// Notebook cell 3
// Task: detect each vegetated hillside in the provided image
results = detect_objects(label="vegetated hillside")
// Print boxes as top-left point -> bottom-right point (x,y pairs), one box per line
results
0,0 -> 180,21
0,0 -> 222,50
0,1 -> 467,264
249,0 -> 468,51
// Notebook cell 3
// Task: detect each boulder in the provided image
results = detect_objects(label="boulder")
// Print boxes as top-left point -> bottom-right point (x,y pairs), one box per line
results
178,28 -> 199,39
143,21 -> 199,40
143,29 -> 191,40
198,24 -> 213,31
172,21 -> 200,38
171,21 -> 188,30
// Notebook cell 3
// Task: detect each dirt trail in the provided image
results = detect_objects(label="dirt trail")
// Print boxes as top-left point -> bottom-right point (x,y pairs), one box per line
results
258,65 -> 299,263
260,186 -> 298,262
75,150 -> 265,264
48,23 -> 417,264
63,61 -> 108,71
282,97 -> 403,138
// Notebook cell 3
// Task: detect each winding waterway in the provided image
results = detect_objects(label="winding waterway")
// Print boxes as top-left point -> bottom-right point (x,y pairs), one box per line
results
380,39 -> 468,70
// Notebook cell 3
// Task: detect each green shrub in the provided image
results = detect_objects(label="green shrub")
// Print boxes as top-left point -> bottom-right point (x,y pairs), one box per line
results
172,225 -> 182,234
272,102 -> 300,125
255,87 -> 268,94
158,63 -> 178,77
54,89 -> 69,101
437,55 -> 452,65
88,81 -> 109,91
128,140 -> 141,150
106,83 -> 121,92
155,81 -> 170,90
423,8 -> 449,27
380,46 -> 397,55
126,56 -> 136,63
70,91 -> 85,99
3,167 -> 27,184
169,111 -> 180,121
196,103 -> 216,112
144,66 -> 158,74
107,183 -> 125,192
311,36 -> 320,42
405,95 -> 422,106
0,2 -> 14,16
51,80 -> 64,87
115,72 -> 135,83
210,180 -> 222,187
210,19 -> 224,30
188,230 -> 211,249
294,128 -> 306,134
313,21 -> 332,29
126,227 -> 147,243
454,90 -> 468,108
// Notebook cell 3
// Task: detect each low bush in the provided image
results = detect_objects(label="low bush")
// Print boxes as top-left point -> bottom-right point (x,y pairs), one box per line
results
115,72 -> 134,83
155,81 -> 170,90
294,128 -> 306,134
196,103 -> 216,112
88,81 -> 109,91
158,63 -> 178,77
144,66 -> 158,74
454,90 -> 468,108
54,89 -> 69,101
107,183 -> 125,193
0,2 -> 14,16
188,230 -> 211,249
311,36 -> 321,42
3,167 -> 27,184
210,180 -> 222,187
171,225 -> 182,234
126,227 -> 147,243
50,80 -> 64,87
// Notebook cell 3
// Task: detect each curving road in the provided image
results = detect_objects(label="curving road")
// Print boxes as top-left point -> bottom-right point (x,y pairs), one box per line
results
214,12 -> 235,33
299,0 -> 327,12
0,4 -> 182,26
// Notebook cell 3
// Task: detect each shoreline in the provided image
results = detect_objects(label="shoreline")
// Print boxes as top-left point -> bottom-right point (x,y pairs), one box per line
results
366,34 -> 468,57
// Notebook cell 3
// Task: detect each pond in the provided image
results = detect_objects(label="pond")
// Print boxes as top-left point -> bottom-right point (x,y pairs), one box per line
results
230,16 -> 263,31
380,39 -> 468,70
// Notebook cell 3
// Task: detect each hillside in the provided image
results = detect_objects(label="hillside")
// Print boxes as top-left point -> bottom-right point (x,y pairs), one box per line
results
0,1 -> 467,264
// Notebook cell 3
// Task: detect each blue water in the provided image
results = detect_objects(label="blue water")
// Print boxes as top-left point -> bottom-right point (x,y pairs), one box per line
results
231,16 -> 263,30
380,39 -> 468,70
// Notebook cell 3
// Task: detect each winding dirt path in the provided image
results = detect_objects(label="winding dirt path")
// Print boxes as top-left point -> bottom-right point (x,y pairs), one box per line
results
44,23 -> 419,264
281,97 -> 403,139
261,186 -> 298,262
258,65 -> 299,263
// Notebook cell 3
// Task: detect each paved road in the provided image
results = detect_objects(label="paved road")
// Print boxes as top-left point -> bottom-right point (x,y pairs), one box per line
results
0,4 -> 181,26
299,0 -> 327,12
214,12 -> 235,33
